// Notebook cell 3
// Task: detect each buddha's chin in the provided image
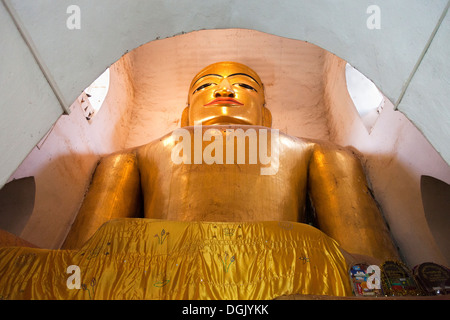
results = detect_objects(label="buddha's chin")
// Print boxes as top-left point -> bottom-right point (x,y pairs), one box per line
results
199,116 -> 256,126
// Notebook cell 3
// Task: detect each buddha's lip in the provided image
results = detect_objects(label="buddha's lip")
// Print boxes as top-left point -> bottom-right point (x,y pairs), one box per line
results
204,98 -> 243,106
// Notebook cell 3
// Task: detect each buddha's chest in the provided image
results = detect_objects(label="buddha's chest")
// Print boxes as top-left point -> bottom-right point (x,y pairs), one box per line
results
137,128 -> 314,221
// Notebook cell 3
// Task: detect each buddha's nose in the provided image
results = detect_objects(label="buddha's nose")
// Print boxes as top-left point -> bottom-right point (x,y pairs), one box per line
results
214,79 -> 235,98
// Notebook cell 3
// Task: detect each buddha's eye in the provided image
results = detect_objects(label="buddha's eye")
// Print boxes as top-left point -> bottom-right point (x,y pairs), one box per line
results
234,83 -> 257,92
193,83 -> 215,94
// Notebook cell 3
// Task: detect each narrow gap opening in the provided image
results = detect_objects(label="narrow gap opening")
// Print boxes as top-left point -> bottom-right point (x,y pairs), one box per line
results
80,68 -> 110,122
345,63 -> 384,133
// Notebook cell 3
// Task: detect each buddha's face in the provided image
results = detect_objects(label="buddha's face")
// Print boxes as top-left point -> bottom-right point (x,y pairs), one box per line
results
187,62 -> 268,126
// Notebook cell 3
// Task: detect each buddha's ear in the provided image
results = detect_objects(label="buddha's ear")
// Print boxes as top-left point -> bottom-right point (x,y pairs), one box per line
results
262,106 -> 272,128
181,106 -> 189,127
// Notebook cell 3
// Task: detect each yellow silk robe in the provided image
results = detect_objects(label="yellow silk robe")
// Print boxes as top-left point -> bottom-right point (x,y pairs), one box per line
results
0,219 -> 352,299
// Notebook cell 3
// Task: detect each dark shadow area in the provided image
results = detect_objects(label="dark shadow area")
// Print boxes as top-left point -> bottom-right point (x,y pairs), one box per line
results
0,176 -> 35,236
421,175 -> 450,264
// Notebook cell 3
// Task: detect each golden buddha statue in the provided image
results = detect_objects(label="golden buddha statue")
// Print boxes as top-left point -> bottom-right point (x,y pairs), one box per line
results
0,61 -> 401,300
63,61 -> 399,263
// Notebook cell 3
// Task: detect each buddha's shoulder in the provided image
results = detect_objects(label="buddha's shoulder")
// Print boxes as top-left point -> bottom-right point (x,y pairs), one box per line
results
134,126 -> 356,155
135,127 -> 323,146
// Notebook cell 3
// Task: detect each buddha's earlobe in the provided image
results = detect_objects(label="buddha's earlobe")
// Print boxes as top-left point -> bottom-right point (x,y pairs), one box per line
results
262,106 -> 272,128
181,106 -> 190,127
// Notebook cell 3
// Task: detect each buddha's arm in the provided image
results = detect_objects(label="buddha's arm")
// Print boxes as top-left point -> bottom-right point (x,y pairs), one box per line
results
308,143 -> 399,261
62,151 -> 142,249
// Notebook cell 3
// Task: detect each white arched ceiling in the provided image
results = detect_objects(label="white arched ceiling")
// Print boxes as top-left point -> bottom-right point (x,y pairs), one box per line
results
1,0 -> 449,188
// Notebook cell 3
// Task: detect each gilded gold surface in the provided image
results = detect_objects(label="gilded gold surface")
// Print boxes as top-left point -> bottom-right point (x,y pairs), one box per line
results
186,61 -> 271,127
63,152 -> 141,249
308,142 -> 399,261
63,61 -> 399,264
137,127 -> 312,223
0,61 -> 402,300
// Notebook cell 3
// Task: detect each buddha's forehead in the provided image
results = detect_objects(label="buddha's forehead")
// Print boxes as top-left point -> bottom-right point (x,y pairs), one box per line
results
189,62 -> 263,89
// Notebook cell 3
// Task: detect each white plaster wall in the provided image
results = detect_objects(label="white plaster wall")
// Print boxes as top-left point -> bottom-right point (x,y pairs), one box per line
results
125,29 -> 329,148
0,1 -> 63,189
7,56 -> 135,249
397,8 -> 450,166
323,52 -> 450,267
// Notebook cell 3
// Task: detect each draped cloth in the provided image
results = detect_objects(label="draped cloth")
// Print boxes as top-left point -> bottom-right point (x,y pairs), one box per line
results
0,219 -> 352,299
